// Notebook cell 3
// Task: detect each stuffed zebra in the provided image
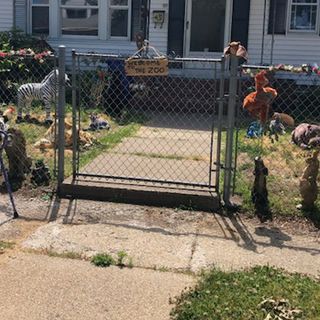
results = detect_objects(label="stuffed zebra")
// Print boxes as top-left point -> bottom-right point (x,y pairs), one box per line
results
16,69 -> 70,125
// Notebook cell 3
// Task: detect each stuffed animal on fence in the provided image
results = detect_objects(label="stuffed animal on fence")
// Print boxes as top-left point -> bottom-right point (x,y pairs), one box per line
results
86,113 -> 111,131
291,123 -> 320,149
243,70 -> 278,124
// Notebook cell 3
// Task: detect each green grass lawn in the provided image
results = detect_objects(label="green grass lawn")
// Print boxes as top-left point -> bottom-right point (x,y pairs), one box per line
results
170,266 -> 320,320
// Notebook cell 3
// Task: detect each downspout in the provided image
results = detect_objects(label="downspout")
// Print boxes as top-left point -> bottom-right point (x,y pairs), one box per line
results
270,0 -> 276,64
260,0 -> 267,64
146,0 -> 151,40
13,0 -> 16,29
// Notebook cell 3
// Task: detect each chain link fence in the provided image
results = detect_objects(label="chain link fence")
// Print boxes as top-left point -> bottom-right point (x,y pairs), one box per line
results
0,53 -> 58,190
235,65 -> 320,221
70,53 -> 225,190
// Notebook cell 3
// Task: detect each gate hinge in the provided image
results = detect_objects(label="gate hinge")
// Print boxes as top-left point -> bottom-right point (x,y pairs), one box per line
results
215,162 -> 234,171
217,94 -> 240,103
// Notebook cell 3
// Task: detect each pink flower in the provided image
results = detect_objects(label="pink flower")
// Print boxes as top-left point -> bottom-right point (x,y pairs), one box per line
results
34,53 -> 43,60
0,52 -> 8,58
19,49 -> 26,55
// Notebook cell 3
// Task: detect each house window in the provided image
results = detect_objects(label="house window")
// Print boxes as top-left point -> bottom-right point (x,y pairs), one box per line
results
29,0 -> 147,40
110,0 -> 130,37
31,0 -> 50,35
60,0 -> 99,36
268,0 -> 288,34
290,0 -> 318,31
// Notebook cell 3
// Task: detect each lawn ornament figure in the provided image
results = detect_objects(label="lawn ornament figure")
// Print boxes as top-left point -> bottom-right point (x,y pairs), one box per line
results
34,119 -> 95,149
0,130 -> 19,218
252,156 -> 272,222
16,69 -> 70,125
86,113 -> 111,131
291,123 -> 320,149
298,150 -> 319,210
291,123 -> 320,209
246,121 -> 263,139
243,70 -> 278,124
31,159 -> 51,186
268,113 -> 286,143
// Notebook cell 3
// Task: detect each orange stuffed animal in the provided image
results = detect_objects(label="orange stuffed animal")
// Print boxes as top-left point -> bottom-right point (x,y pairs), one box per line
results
243,70 -> 278,124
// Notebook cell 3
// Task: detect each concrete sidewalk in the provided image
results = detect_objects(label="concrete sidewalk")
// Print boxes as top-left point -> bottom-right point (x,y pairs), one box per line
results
23,214 -> 320,276
1,197 -> 320,320
0,253 -> 193,320
21,198 -> 320,277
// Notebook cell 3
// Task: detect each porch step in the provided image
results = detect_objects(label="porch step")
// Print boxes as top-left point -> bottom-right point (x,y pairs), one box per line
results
59,180 -> 220,212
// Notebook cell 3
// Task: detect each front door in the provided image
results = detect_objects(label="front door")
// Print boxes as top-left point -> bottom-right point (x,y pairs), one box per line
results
185,0 -> 231,57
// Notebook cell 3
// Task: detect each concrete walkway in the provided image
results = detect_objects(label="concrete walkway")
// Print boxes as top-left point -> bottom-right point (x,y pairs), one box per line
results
82,124 -> 215,186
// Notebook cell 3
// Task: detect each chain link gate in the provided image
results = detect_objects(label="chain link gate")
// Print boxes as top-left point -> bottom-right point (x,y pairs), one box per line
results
65,51 -> 226,198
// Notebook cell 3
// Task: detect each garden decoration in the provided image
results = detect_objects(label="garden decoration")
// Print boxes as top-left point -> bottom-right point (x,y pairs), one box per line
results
85,113 -> 111,131
0,130 -> 19,219
34,118 -> 95,149
297,150 -> 319,210
31,159 -> 51,186
243,70 -> 278,125
252,156 -> 272,222
268,113 -> 286,143
0,107 -> 31,188
5,127 -> 32,186
246,121 -> 263,139
291,123 -> 320,209
291,123 -> 320,149
16,69 -> 70,125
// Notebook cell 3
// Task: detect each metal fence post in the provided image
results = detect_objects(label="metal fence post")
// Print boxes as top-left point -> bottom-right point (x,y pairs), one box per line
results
71,49 -> 77,180
215,56 -> 225,192
223,55 -> 238,206
57,45 -> 66,192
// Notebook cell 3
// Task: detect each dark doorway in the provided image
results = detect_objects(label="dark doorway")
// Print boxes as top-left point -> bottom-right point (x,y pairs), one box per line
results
168,0 -> 185,56
231,0 -> 250,48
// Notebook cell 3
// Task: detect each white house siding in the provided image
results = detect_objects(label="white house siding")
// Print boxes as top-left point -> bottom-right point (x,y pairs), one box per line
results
148,0 -> 169,54
15,0 -> 27,32
248,0 -> 320,66
0,0 -> 13,31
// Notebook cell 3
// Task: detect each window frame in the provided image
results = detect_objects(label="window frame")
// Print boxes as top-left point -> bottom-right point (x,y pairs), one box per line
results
30,0 -> 50,36
288,0 -> 319,33
109,0 -> 132,40
28,0 -> 135,41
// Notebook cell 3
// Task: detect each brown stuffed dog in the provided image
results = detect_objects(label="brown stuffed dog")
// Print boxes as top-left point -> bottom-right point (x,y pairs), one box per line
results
291,123 -> 320,149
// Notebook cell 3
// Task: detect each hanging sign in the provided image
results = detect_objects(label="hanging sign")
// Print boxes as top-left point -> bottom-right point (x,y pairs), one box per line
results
125,58 -> 168,76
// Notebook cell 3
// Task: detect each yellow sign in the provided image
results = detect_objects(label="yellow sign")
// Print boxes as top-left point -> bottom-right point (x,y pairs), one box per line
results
125,58 -> 168,76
